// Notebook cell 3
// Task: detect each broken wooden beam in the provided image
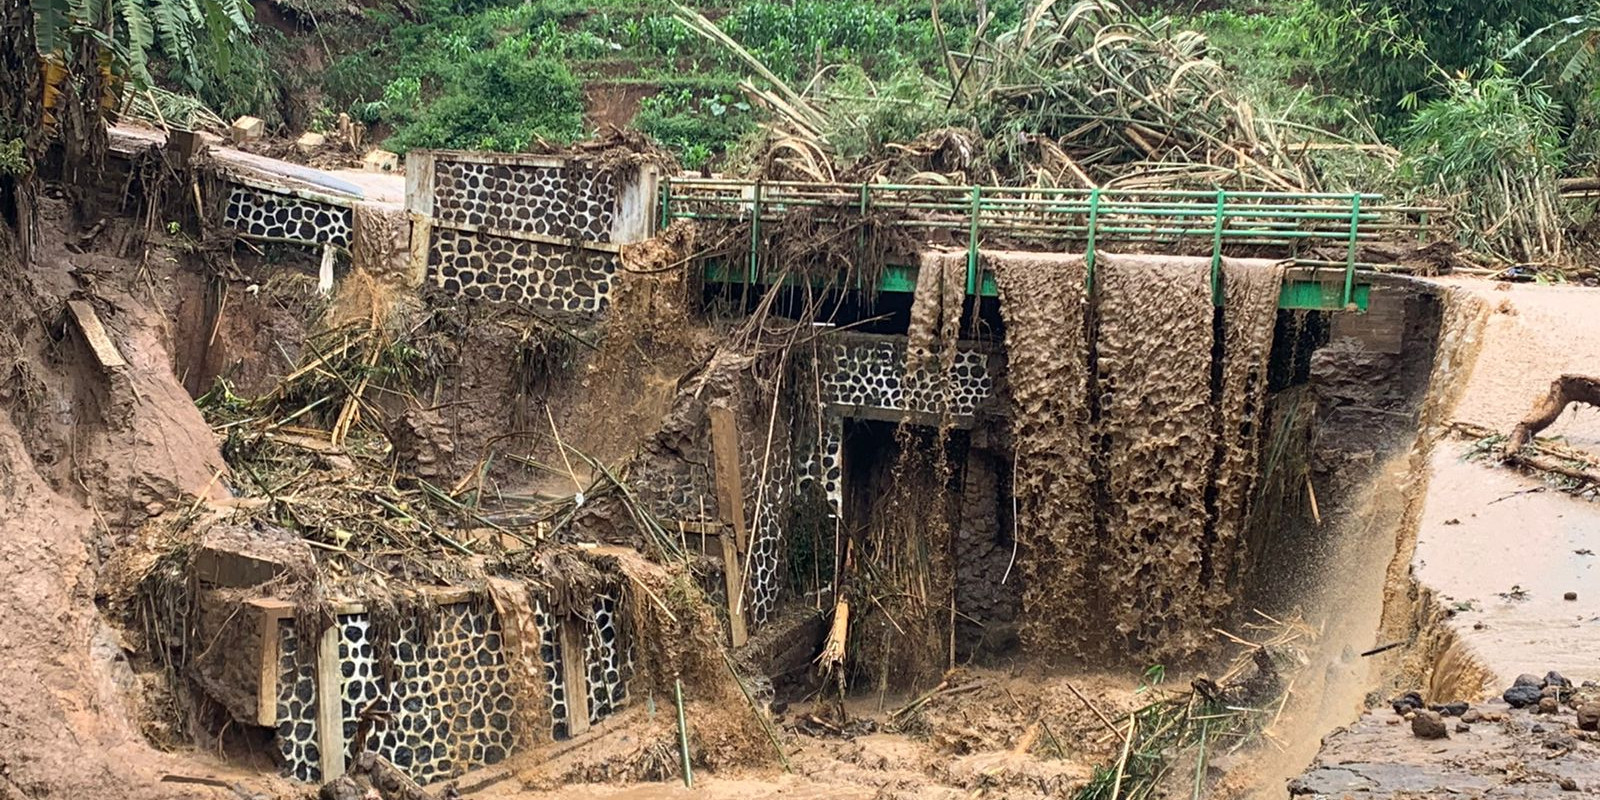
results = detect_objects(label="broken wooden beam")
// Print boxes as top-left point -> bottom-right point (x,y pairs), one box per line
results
67,300 -> 126,369
560,617 -> 591,736
720,532 -> 749,647
708,404 -> 748,552
316,624 -> 346,780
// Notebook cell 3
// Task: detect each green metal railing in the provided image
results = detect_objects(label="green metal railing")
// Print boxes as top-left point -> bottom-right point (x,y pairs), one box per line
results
661,178 -> 1439,310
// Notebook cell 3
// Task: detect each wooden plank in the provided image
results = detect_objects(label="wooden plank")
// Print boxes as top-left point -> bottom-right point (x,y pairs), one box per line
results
67,300 -> 126,369
720,532 -> 749,648
708,404 -> 749,552
315,624 -> 346,780
560,618 -> 591,737
253,601 -> 295,727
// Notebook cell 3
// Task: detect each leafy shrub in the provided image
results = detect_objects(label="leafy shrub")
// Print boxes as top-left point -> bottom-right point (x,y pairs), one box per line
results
384,45 -> 584,152
635,86 -> 755,168
1402,76 -> 1568,263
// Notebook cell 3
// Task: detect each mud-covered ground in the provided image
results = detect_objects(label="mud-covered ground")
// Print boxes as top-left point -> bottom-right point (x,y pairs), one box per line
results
1293,698 -> 1600,798
470,669 -> 1149,800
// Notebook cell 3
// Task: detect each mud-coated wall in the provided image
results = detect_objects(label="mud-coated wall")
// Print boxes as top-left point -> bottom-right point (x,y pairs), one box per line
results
953,445 -> 1021,658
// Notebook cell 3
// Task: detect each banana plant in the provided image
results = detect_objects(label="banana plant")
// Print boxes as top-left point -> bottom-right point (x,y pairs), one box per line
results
31,0 -> 252,89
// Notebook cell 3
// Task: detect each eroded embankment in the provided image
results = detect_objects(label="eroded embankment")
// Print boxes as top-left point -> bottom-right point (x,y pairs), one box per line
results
1247,283 -> 1495,798
987,251 -> 1281,660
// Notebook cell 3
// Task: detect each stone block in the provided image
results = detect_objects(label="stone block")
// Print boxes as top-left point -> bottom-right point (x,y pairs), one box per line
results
229,115 -> 265,144
295,131 -> 326,154
363,149 -> 399,173
166,128 -> 206,160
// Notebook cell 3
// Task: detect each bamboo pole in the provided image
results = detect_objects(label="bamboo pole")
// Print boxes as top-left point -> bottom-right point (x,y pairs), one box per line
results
675,678 -> 693,789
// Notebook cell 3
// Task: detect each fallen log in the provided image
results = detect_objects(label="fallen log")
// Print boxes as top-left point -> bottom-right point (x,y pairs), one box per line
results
1509,374 -> 1600,452
1452,421 -> 1600,488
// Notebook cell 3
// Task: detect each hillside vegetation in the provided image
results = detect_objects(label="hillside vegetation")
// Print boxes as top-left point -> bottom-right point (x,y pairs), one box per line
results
22,0 -> 1600,269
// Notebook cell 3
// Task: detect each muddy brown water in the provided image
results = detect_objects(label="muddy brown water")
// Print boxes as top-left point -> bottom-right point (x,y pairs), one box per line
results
988,252 -> 1283,659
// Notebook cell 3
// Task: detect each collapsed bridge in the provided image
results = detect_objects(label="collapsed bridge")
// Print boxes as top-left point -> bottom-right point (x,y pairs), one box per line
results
115,130 -> 1445,786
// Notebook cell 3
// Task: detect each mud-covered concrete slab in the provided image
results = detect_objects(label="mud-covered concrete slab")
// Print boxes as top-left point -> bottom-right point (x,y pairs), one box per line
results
1292,702 -> 1600,798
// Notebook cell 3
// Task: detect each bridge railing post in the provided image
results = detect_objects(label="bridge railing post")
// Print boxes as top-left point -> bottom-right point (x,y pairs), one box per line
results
1343,193 -> 1361,309
1085,188 -> 1102,296
966,185 -> 982,296
750,180 -> 763,285
1210,189 -> 1226,306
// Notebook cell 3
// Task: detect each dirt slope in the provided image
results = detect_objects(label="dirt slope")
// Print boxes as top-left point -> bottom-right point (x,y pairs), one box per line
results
0,210 -> 274,798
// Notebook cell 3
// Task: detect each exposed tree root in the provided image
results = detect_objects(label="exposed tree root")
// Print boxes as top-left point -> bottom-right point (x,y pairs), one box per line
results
1509,374 -> 1600,452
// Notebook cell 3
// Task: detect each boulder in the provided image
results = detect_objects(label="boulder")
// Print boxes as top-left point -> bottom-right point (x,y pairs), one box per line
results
1391,691 -> 1425,716
1411,710 -> 1448,740
1505,682 -> 1543,708
1577,703 -> 1600,732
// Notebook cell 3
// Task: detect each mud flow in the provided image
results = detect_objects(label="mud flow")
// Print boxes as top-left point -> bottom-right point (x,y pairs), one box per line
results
3,132 -> 1593,800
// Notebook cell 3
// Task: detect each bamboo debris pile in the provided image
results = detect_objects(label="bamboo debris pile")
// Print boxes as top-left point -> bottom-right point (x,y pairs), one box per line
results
676,0 -> 1360,192
1074,612 -> 1314,800
194,292 -> 680,582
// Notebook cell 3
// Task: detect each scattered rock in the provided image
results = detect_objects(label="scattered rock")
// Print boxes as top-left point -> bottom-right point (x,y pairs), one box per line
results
1455,722 -> 1471,734
1412,710 -> 1449,740
1391,691 -> 1425,716
144,501 -> 165,517
1461,709 -> 1484,724
1546,671 -> 1573,689
1564,591 -> 1578,601
1539,697 -> 1561,715
1505,680 -> 1544,708
1433,701 -> 1469,717
1560,778 -> 1580,791
1534,724 -> 1547,733
1577,703 -> 1600,732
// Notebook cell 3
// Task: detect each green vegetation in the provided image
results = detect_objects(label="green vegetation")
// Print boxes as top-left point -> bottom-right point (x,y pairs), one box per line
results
31,0 -> 252,88
383,47 -> 585,152
36,0 -> 1600,268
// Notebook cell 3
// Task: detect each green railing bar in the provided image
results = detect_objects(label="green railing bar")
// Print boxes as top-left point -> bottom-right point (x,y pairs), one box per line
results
1343,193 -> 1361,308
1210,190 -> 1226,306
857,182 -> 869,293
1085,188 -> 1102,295
669,177 -> 1384,200
967,185 -> 982,296
750,180 -> 762,284
700,261 -> 1369,312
